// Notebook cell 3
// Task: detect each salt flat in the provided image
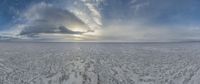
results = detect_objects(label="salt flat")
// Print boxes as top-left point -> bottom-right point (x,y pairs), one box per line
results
0,42 -> 200,84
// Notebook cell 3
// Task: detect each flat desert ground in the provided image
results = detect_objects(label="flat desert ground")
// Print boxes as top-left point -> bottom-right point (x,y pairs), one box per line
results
0,42 -> 200,84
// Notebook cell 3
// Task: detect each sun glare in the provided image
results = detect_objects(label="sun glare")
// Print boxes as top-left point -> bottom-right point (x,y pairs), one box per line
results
71,29 -> 101,41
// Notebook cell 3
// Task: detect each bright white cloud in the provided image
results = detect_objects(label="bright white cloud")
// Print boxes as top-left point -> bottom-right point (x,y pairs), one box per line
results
65,0 -> 103,30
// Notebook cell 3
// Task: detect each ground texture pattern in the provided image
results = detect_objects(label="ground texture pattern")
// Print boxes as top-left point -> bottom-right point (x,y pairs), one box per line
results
0,42 -> 200,84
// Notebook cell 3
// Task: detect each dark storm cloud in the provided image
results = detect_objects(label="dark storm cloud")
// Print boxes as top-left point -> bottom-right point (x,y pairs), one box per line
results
20,25 -> 83,36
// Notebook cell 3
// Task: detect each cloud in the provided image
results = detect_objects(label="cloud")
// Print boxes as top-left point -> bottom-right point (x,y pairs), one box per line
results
99,21 -> 200,42
20,26 -> 84,36
130,0 -> 149,15
18,2 -> 90,37
1,0 -> 200,42
0,1 -> 104,41
66,0 -> 104,30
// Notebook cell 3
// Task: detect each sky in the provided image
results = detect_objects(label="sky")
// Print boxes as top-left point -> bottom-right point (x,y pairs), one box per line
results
0,0 -> 200,42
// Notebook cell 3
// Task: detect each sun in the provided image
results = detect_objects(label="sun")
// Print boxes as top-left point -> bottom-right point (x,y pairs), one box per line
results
71,29 -> 101,41
64,23 -> 101,41
72,28 -> 86,32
